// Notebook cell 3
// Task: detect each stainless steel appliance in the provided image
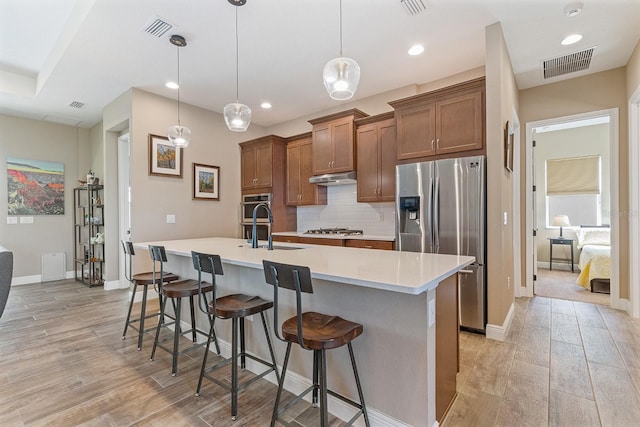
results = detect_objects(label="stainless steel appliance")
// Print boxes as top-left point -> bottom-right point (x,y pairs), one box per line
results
396,156 -> 486,333
304,228 -> 363,236
241,193 -> 271,223
242,224 -> 269,241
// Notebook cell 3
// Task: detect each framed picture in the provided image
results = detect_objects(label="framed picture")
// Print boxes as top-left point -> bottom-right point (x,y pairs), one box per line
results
193,163 -> 220,200
504,121 -> 514,172
149,134 -> 183,177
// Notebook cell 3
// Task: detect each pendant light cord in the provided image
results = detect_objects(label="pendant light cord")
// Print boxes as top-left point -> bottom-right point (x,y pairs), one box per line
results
176,45 -> 182,126
339,0 -> 343,57
235,6 -> 240,103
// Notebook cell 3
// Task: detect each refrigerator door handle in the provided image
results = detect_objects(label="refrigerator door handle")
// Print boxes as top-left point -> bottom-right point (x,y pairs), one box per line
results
433,172 -> 440,252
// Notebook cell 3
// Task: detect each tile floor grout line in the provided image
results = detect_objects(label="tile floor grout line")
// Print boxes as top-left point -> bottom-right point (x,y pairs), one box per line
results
576,301 -> 604,426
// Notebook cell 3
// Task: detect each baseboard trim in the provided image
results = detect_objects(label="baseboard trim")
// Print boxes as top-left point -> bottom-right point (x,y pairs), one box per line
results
172,319 -> 409,426
611,297 -> 630,313
104,279 -> 128,290
486,302 -> 514,342
11,274 -> 41,285
536,261 -> 576,272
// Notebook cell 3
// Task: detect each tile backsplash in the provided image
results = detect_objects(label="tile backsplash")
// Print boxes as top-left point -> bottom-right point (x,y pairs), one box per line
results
296,185 -> 396,236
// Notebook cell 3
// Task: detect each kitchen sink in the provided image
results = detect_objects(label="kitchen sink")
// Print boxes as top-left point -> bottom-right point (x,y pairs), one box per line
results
239,244 -> 304,250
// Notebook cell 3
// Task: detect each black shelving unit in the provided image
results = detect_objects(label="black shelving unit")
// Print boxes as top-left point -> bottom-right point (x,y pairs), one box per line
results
73,185 -> 104,287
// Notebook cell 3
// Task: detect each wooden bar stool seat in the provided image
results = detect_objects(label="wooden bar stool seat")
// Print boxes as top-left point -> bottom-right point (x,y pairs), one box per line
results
148,245 -> 214,376
281,312 -> 363,350
192,251 -> 279,421
121,241 -> 179,350
263,260 -> 370,427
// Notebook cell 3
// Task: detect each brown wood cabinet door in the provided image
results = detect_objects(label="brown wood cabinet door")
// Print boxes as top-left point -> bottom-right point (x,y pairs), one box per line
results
299,237 -> 345,246
272,235 -> 302,243
436,274 -> 459,422
241,146 -> 258,189
299,140 -> 320,205
396,103 -> 436,160
356,124 -> 379,203
286,144 -> 301,205
436,91 -> 484,155
331,117 -> 355,172
254,143 -> 273,188
378,119 -> 396,202
345,239 -> 394,250
312,124 -> 332,175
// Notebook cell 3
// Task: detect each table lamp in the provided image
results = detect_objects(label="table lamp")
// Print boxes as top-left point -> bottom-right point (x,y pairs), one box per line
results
552,214 -> 571,238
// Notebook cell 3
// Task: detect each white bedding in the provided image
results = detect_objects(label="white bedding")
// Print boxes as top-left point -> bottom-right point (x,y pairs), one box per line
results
578,244 -> 611,271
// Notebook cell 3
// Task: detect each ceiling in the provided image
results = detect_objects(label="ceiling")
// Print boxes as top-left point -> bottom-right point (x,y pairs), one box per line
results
1,0 -> 639,129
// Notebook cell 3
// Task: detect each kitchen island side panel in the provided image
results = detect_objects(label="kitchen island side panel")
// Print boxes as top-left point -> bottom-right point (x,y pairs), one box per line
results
161,252 -> 435,426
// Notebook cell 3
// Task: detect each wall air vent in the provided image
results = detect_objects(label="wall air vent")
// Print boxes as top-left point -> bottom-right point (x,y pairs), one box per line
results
401,0 -> 429,15
68,101 -> 85,109
142,16 -> 173,38
542,47 -> 596,79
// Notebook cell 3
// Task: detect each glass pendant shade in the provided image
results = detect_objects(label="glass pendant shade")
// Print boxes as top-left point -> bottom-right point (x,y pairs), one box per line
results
167,125 -> 191,148
224,102 -> 252,132
323,56 -> 360,100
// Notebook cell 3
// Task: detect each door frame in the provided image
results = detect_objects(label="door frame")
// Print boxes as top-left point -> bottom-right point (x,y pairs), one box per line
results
524,108 -> 620,309
629,86 -> 640,318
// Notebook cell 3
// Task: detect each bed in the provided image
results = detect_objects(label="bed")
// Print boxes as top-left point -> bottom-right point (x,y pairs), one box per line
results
575,226 -> 611,293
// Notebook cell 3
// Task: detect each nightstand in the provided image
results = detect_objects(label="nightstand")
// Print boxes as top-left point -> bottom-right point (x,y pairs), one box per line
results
548,237 -> 575,272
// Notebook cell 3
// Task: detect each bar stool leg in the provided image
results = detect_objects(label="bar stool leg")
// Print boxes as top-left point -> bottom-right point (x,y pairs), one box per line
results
137,284 -> 149,350
196,316 -> 216,397
122,283 -> 138,338
319,348 -> 328,427
240,317 -> 246,369
271,342 -> 292,427
312,350 -> 319,407
260,312 -> 280,382
189,296 -> 197,342
348,342 -> 371,427
172,297 -> 182,376
231,317 -> 239,420
151,296 -> 169,361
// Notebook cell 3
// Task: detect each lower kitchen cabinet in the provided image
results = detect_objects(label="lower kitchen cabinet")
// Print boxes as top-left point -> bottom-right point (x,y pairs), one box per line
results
435,273 -> 459,422
299,237 -> 344,246
272,235 -> 302,244
273,235 -> 394,250
345,239 -> 394,250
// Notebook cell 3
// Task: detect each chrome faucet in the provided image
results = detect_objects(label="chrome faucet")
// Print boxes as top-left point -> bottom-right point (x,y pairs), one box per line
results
252,202 -> 273,250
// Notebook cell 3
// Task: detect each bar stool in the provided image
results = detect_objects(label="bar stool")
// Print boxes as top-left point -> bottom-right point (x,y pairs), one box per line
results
121,241 -> 179,350
192,251 -> 279,421
262,260 -> 370,427
148,245 -> 213,376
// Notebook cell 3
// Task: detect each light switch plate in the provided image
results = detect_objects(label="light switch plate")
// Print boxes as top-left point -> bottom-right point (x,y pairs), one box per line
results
166,214 -> 176,224
428,299 -> 436,327
503,211 -> 508,225
7,217 -> 17,224
20,216 -> 34,224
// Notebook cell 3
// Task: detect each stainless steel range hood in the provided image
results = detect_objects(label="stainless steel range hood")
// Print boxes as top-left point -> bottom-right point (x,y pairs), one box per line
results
308,171 -> 357,186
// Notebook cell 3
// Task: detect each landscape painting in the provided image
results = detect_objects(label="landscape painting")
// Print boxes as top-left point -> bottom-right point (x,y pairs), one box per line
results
193,163 -> 219,200
149,134 -> 183,177
7,157 -> 65,215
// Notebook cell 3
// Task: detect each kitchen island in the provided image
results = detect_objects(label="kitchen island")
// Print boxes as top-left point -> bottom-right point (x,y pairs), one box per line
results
135,237 -> 473,426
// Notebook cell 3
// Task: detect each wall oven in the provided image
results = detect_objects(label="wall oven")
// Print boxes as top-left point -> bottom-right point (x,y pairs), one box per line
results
242,223 -> 269,241
241,193 -> 271,223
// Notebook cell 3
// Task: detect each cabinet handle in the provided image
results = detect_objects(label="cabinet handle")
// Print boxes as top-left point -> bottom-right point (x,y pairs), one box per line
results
436,138 -> 440,150
364,245 -> 373,249
431,139 -> 435,151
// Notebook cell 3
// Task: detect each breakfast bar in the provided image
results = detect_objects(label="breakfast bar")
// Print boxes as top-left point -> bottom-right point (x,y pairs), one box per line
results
135,237 -> 473,426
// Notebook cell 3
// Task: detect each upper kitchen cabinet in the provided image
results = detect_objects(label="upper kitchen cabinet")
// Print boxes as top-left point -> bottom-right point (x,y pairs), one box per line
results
355,112 -> 396,203
240,135 -> 285,191
308,109 -> 368,175
286,133 -> 327,206
390,77 -> 485,162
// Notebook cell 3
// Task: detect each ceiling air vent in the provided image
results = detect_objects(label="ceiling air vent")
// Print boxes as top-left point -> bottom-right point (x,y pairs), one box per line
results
401,0 -> 429,16
142,16 -> 173,38
542,47 -> 596,79
68,101 -> 84,109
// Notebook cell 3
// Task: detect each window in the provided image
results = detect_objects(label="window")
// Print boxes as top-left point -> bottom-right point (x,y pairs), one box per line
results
546,155 -> 601,227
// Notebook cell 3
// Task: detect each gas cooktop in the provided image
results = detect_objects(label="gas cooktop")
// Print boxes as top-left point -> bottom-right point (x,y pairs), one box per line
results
304,227 -> 364,236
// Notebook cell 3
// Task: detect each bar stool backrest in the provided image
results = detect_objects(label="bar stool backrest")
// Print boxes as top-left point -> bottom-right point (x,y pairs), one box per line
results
148,245 -> 168,294
121,240 -> 135,282
262,260 -> 313,350
191,251 -> 223,315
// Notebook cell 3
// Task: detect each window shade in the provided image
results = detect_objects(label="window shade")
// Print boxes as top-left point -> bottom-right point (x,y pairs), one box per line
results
546,155 -> 600,195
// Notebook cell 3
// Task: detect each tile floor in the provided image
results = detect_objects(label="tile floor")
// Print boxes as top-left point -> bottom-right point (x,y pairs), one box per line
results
443,296 -> 640,427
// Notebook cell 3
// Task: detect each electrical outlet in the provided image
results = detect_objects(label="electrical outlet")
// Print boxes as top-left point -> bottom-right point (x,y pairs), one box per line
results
428,299 -> 435,327
166,214 -> 176,224
503,211 -> 508,225
6,217 -> 17,224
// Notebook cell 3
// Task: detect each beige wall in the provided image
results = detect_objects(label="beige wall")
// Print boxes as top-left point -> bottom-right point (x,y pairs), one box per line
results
0,114 -> 91,277
535,124 -> 611,262
485,23 -> 519,328
519,67 -> 629,299
627,39 -> 640,99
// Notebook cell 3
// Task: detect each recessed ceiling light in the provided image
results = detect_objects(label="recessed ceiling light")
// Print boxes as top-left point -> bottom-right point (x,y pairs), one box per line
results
166,81 -> 179,89
564,2 -> 583,17
561,34 -> 583,45
408,44 -> 424,56
261,102 -> 272,109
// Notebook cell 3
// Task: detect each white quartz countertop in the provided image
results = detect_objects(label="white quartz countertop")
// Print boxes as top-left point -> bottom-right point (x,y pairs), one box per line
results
272,231 -> 395,241
135,237 -> 473,295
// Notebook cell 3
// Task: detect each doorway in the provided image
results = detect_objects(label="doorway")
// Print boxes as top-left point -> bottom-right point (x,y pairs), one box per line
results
525,109 -> 619,307
117,133 -> 131,287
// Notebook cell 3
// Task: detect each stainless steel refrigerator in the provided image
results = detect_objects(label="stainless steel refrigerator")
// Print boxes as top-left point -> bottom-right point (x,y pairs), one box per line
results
396,156 -> 486,333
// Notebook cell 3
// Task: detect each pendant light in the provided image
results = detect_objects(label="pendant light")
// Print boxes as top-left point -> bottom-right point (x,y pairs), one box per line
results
224,0 -> 251,132
322,0 -> 360,101
167,34 -> 192,148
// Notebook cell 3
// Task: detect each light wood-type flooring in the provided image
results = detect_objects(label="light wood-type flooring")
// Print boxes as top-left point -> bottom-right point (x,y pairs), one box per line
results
0,280 -> 344,426
443,296 -> 640,427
